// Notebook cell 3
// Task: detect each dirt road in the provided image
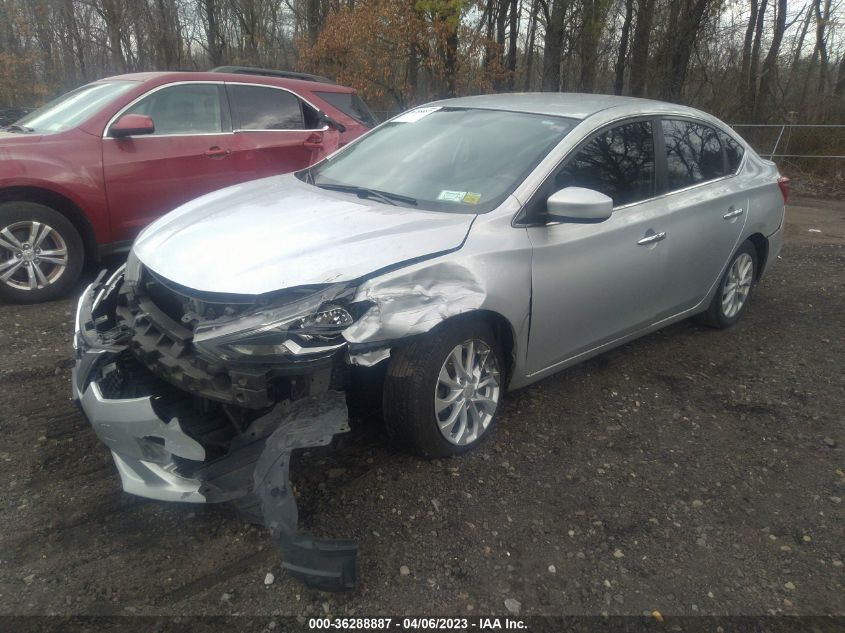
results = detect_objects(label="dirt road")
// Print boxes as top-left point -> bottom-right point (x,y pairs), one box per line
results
0,198 -> 842,619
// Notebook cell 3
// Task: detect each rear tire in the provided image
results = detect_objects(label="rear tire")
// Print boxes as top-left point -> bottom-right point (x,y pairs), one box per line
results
697,240 -> 758,329
383,320 -> 504,458
0,201 -> 84,304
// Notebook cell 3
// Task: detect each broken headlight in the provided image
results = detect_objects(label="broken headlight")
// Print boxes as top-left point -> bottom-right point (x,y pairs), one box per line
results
192,284 -> 358,362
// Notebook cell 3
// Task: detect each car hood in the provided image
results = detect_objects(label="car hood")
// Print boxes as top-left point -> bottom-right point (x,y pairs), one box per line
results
0,131 -> 44,145
133,174 -> 476,295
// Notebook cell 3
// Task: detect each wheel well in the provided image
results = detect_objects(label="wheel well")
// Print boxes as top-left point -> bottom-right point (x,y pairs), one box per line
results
746,233 -> 768,279
443,310 -> 516,384
0,187 -> 98,262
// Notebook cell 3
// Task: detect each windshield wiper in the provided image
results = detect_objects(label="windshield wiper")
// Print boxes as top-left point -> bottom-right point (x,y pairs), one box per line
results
315,182 -> 417,207
3,124 -> 35,133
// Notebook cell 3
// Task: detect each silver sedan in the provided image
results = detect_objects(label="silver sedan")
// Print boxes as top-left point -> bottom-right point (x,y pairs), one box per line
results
73,93 -> 787,590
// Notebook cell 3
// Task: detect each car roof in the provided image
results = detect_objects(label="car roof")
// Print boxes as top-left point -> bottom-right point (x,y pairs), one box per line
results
101,71 -> 356,93
426,92 -> 704,121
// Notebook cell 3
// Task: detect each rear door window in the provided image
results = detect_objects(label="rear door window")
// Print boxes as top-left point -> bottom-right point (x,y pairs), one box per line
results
555,120 -> 655,207
662,119 -> 725,190
228,85 -> 305,130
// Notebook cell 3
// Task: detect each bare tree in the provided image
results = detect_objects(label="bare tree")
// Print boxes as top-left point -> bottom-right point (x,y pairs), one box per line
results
541,0 -> 567,91
628,0 -> 655,97
814,0 -> 832,94
659,0 -> 713,102
756,0 -> 787,119
614,0 -> 634,95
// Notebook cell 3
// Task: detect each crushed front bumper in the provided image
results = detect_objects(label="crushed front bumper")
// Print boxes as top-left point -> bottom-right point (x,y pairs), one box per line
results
72,274 -> 358,590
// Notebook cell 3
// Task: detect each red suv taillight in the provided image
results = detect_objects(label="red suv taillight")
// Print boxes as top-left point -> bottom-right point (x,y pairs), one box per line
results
777,176 -> 790,204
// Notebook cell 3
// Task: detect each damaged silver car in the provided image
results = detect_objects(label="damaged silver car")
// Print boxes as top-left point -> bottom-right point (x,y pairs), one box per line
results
73,94 -> 787,591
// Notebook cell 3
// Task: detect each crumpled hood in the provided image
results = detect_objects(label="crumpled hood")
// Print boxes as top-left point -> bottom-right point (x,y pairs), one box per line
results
133,174 -> 476,295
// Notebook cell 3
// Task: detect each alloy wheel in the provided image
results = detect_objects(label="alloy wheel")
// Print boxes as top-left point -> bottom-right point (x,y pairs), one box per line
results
721,252 -> 754,318
434,339 -> 501,446
0,220 -> 69,291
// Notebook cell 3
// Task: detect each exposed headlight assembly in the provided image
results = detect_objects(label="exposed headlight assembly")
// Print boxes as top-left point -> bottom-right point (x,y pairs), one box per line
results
192,284 -> 359,362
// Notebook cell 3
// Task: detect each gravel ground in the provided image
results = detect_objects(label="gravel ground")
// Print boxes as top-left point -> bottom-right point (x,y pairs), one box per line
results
0,198 -> 842,620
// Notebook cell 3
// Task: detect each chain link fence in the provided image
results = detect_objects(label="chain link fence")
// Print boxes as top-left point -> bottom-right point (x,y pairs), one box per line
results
729,124 -> 845,160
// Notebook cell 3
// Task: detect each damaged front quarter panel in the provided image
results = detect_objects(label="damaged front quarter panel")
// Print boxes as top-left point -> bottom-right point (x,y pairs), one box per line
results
343,261 -> 488,344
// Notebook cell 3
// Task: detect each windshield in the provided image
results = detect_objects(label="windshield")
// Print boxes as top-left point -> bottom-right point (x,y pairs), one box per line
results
302,107 -> 575,213
12,81 -> 137,133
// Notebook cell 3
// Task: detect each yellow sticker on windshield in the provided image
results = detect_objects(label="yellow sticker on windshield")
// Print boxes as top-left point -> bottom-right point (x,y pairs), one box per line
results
463,192 -> 481,205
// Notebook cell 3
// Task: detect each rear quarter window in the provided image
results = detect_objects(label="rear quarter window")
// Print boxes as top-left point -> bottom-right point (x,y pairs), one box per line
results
314,91 -> 377,127
719,130 -> 745,174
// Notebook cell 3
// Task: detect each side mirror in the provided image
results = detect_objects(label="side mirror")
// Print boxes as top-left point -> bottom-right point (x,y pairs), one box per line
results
318,111 -> 346,133
545,187 -> 613,223
110,114 -> 155,138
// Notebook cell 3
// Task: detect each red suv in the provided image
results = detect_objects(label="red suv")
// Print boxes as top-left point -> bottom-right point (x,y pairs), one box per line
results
0,67 -> 375,303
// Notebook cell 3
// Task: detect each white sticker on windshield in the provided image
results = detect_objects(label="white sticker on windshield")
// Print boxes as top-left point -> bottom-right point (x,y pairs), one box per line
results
393,106 -> 442,123
437,190 -> 467,203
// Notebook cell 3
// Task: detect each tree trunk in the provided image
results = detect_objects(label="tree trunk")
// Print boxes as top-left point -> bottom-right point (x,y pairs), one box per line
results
482,0 -> 495,69
579,0 -> 610,93
834,55 -> 845,97
659,0 -> 711,102
524,0 -> 539,89
755,0 -> 787,120
790,2 -> 813,77
613,0 -> 634,95
201,0 -> 224,66
814,0 -> 831,94
494,0 -> 508,88
740,0 -> 759,116
507,0 -> 518,88
435,2 -> 460,98
747,0 -> 767,113
307,0 -> 322,46
542,0 -> 567,91
99,0 -> 128,73
628,0 -> 655,97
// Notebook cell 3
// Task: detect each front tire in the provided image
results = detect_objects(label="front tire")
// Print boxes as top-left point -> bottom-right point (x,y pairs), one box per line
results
383,320 -> 504,458
0,201 -> 84,304
698,240 -> 758,329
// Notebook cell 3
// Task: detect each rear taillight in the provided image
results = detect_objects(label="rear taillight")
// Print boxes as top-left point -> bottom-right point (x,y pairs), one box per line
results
777,176 -> 790,204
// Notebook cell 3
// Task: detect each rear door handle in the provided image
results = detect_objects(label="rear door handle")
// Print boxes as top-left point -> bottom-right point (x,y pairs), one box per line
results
723,208 -> 744,219
637,232 -> 666,246
205,146 -> 230,159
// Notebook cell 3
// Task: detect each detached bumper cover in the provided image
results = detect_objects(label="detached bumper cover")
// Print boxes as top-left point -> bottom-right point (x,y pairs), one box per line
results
79,380 -> 207,502
73,276 -> 358,591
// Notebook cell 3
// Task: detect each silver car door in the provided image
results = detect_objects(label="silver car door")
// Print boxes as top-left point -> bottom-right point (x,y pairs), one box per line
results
524,119 -> 670,375
657,119 -> 748,313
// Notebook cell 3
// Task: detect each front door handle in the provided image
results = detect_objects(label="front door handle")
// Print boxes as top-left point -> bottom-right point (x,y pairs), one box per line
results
205,146 -> 230,159
723,207 -> 744,219
303,132 -> 324,149
637,232 -> 667,246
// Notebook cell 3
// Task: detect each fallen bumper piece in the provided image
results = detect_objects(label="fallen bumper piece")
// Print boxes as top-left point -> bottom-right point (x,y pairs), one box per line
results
252,391 -> 357,591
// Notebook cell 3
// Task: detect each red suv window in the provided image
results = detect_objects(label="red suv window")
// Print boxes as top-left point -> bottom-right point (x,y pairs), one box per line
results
228,85 -> 306,131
